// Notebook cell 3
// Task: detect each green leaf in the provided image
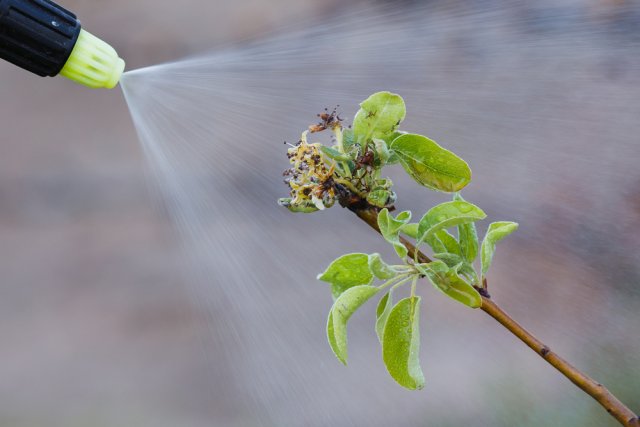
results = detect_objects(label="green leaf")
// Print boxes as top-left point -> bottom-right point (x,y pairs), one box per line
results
373,138 -> 391,165
435,229 -> 461,255
423,230 -> 460,255
417,201 -> 486,244
454,194 -> 480,263
368,253 -> 397,280
481,221 -> 519,277
433,252 -> 464,268
327,310 -> 339,361
382,131 -> 406,165
400,223 -> 419,239
415,260 -> 449,276
342,127 -> 356,149
277,198 -> 319,213
320,145 -> 351,162
378,209 -> 411,258
352,92 -> 406,142
458,263 -> 480,286
433,253 -> 479,285
367,189 -> 394,208
327,285 -> 380,364
375,290 -> 393,342
318,253 -> 374,299
417,262 -> 482,309
382,297 -> 425,390
390,134 -> 471,192
424,234 -> 446,253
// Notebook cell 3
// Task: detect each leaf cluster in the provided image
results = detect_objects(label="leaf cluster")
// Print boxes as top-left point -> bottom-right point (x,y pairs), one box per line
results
280,92 -> 518,389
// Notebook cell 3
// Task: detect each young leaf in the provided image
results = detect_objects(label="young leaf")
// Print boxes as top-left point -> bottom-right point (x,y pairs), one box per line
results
417,201 -> 486,244
277,198 -> 319,213
415,260 -> 449,275
327,285 -> 380,364
400,223 -> 419,239
378,209 -> 412,258
320,145 -> 351,162
373,138 -> 391,165
367,189 -> 394,208
352,92 -> 406,142
454,194 -> 480,263
342,127 -> 355,147
433,252 -> 464,268
375,290 -> 393,342
318,253 -> 374,299
382,297 -> 425,390
435,229 -> 461,256
390,134 -> 471,192
481,221 -> 519,277
433,253 -> 480,285
417,262 -> 482,308
382,131 -> 407,165
423,230 -> 460,254
458,263 -> 480,286
424,234 -> 446,253
368,253 -> 397,280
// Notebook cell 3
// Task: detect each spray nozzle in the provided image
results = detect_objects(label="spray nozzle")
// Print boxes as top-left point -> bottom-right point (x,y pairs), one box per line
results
60,29 -> 125,89
0,0 -> 125,89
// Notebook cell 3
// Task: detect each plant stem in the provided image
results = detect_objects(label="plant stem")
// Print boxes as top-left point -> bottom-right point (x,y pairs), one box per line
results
353,207 -> 639,427
378,273 -> 412,291
334,126 -> 352,178
481,298 -> 639,427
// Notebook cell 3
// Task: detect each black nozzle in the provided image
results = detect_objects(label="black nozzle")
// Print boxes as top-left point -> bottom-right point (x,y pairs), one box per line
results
0,0 -> 80,77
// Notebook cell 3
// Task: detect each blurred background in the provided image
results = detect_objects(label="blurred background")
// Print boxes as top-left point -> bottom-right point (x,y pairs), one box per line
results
0,0 -> 639,426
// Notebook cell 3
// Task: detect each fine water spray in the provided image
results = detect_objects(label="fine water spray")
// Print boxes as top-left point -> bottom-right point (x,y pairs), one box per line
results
0,0 -> 124,88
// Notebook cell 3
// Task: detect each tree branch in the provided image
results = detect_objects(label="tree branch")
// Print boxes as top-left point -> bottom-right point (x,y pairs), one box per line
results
352,206 -> 639,427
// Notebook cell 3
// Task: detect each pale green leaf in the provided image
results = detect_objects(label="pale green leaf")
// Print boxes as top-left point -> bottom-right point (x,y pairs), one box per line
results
367,189 -> 394,208
382,297 -> 425,390
368,253 -> 397,280
352,92 -> 406,142
417,201 -> 486,244
320,145 -> 351,162
415,260 -> 449,276
342,128 -> 356,149
481,221 -> 519,277
433,252 -> 464,268
327,285 -> 380,364
375,291 -> 393,342
417,262 -> 482,308
277,198 -> 319,213
424,234 -> 446,253
433,254 -> 480,285
383,131 -> 407,164
318,253 -> 373,299
435,229 -> 461,255
378,209 -> 411,258
390,134 -> 471,192
423,230 -> 460,254
373,138 -> 391,165
400,223 -> 419,239
454,194 -> 479,263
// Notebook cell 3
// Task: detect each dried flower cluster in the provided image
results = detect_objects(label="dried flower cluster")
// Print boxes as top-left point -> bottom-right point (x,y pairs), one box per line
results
281,134 -> 337,211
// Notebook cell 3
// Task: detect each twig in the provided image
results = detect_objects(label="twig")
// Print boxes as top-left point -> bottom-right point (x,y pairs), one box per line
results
353,207 -> 639,427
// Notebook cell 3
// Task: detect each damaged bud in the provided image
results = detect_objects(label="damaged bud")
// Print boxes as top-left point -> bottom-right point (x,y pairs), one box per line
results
309,106 -> 343,133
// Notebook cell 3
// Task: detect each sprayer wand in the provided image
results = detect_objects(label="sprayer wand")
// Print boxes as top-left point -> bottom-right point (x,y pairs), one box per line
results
0,0 -> 124,88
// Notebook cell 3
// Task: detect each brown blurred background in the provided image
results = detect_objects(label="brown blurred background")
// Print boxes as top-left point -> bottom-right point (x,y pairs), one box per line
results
0,0 -> 639,426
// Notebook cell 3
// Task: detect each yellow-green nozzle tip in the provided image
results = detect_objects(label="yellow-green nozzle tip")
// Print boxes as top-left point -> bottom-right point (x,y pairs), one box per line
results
59,29 -> 125,89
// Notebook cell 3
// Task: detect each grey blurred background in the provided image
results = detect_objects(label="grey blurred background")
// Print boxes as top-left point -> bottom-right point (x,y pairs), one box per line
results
1,0 -> 639,426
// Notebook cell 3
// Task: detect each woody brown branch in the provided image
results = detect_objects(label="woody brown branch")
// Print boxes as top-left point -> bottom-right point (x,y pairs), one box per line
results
350,205 -> 638,427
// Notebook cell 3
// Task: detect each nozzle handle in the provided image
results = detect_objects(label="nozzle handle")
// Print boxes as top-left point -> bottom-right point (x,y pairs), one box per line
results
0,0 -> 80,77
